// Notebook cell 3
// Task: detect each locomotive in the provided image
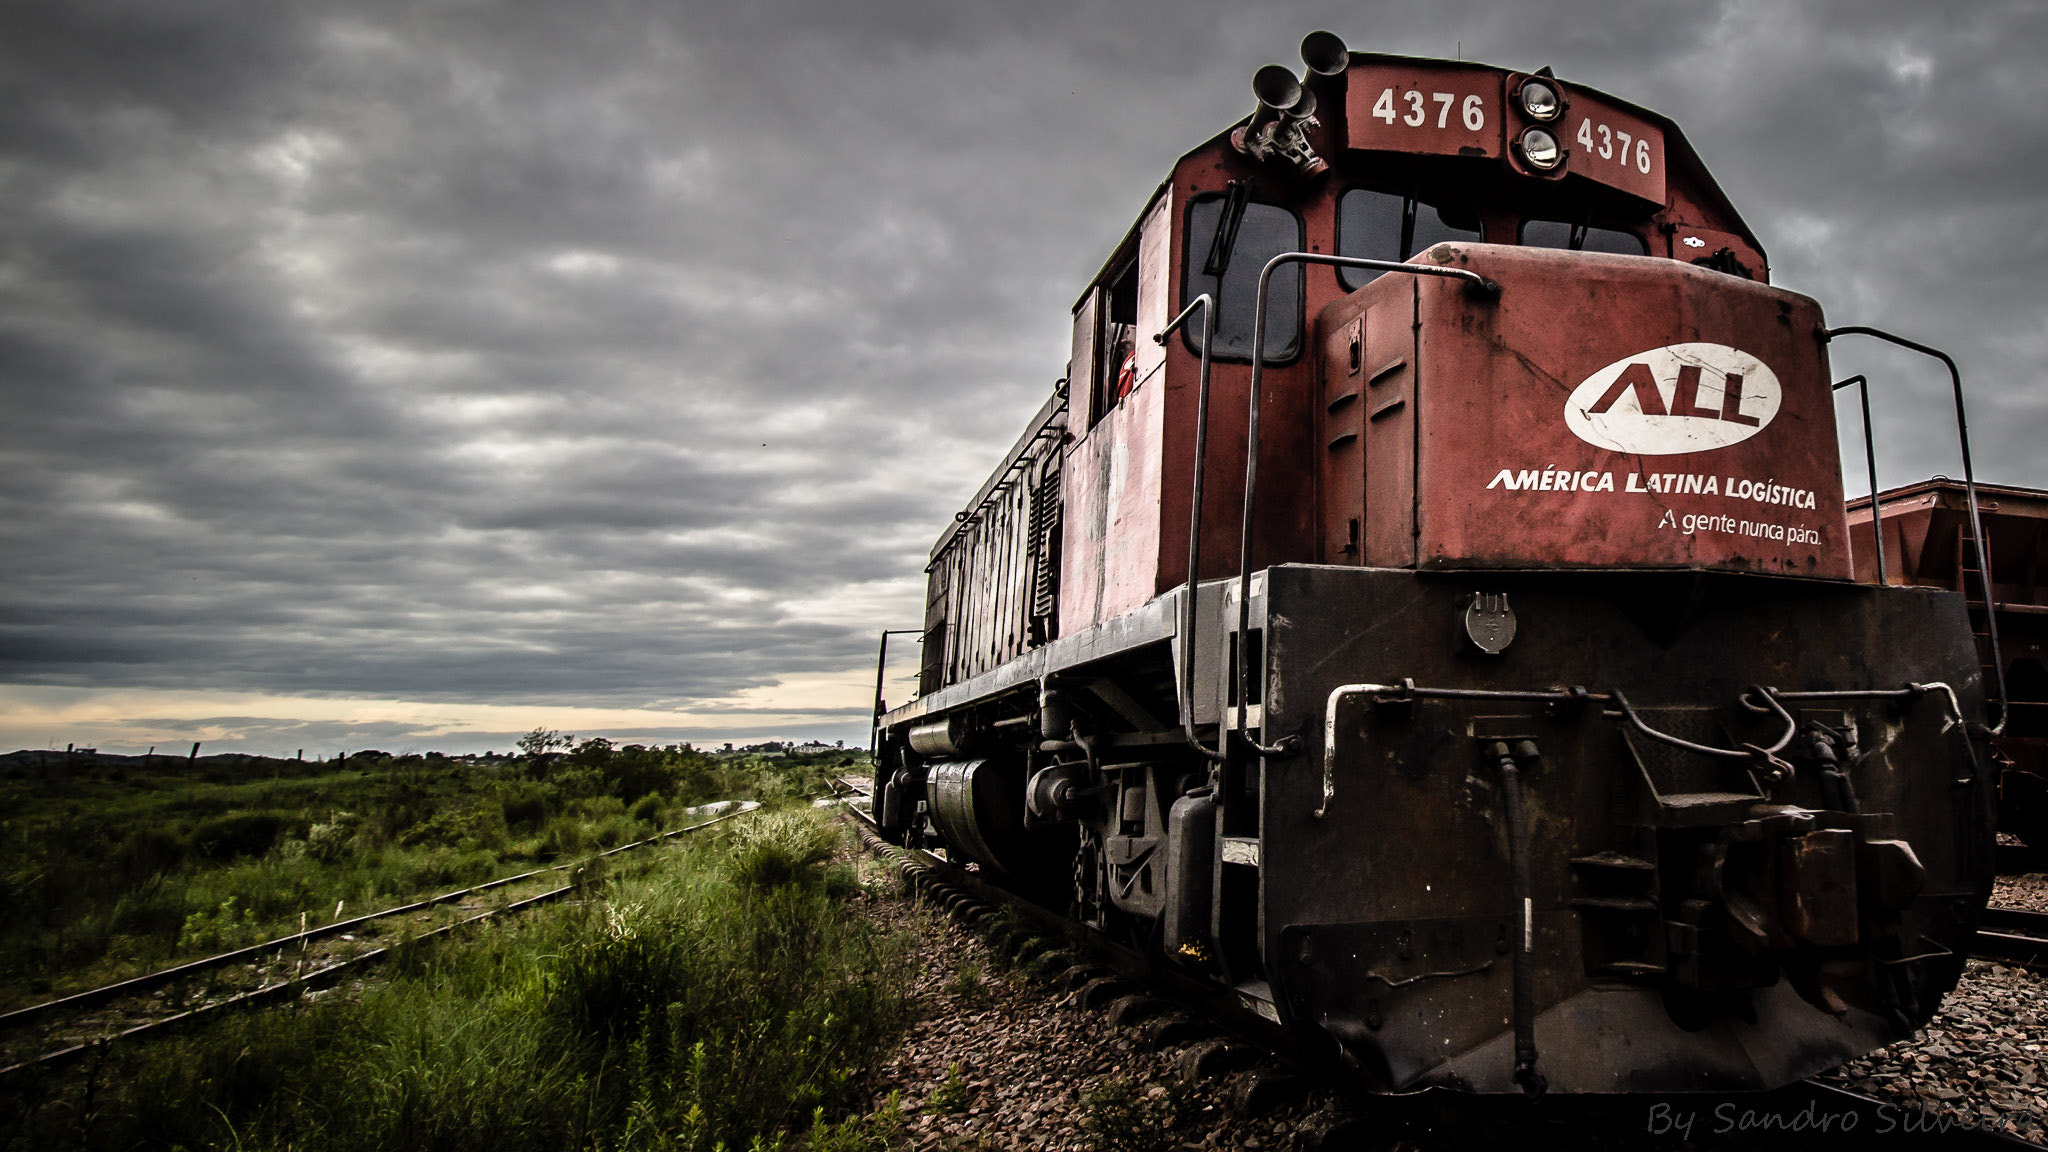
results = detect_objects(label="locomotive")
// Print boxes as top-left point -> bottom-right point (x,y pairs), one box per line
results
871,34 -> 1996,1095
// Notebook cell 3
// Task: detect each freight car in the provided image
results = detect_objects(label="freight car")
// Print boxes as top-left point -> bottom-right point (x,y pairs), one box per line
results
1849,479 -> 2048,845
872,34 -> 1996,1095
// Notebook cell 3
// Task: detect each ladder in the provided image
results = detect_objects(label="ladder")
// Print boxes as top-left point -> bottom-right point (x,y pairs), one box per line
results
1959,523 -> 1999,689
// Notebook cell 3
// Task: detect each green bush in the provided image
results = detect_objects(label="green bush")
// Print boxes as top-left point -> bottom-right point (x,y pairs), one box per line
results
113,827 -> 187,880
728,810 -> 839,891
539,815 -> 588,861
177,895 -> 259,952
500,782 -> 551,831
630,792 -> 664,825
188,811 -> 293,861
304,816 -> 355,863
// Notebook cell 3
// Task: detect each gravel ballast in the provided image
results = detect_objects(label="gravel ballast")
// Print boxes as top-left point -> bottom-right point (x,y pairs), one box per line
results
853,845 -> 2048,1149
858,892 -> 1308,1151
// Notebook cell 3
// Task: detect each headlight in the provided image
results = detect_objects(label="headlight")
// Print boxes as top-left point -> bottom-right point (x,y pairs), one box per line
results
1518,79 -> 1562,122
1519,126 -> 1563,169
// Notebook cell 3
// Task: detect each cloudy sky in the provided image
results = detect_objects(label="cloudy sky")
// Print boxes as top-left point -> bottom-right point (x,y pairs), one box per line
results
2,0 -> 2043,756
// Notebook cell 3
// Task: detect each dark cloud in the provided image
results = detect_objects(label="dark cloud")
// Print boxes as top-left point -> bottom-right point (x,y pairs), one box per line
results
2,0 -> 2043,753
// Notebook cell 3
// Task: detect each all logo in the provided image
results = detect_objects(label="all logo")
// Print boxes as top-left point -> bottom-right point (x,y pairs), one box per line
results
1563,343 -> 1781,455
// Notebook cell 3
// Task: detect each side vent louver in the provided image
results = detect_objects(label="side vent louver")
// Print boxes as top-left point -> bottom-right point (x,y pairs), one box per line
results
1027,457 -> 1063,644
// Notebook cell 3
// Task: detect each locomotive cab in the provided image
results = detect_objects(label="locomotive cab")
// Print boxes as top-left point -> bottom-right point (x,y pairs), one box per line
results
877,33 -> 1994,1096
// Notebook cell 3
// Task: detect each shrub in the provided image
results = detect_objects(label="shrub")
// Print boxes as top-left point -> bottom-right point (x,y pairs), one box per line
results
927,1063 -> 969,1113
114,827 -> 187,881
1081,1077 -> 1183,1152
728,810 -> 839,891
539,816 -> 587,861
400,804 -> 504,852
305,818 -> 355,863
500,782 -> 551,831
177,896 -> 259,952
590,814 -> 637,850
189,811 -> 292,861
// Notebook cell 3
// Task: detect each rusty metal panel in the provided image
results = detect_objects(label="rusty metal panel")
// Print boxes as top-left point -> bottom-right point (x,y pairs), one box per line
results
1409,244 -> 1850,578
925,408 -> 1067,689
1361,278 -> 1418,567
1556,93 -> 1667,204
1316,304 -> 1365,564
1070,288 -> 1103,439
1257,564 -> 1991,1092
1134,193 -> 1170,392
1781,828 -> 1858,947
1342,61 -> 1504,159
1098,375 -> 1166,621
1058,418 -> 1109,637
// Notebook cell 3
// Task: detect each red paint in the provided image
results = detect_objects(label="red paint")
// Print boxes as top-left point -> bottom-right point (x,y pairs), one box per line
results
1391,245 -> 1849,577
975,51 -> 1796,684
1343,62 -> 1502,158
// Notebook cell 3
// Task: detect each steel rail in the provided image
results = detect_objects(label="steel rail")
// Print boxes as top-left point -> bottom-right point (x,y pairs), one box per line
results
1979,905 -> 2048,940
0,802 -> 758,1054
0,882 -> 576,1079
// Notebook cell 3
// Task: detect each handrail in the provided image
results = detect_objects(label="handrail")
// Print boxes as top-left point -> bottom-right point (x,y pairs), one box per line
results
1155,294 -> 1228,762
1237,253 -> 1500,755
1831,375 -> 1885,587
870,629 -> 923,757
1823,325 -> 2004,734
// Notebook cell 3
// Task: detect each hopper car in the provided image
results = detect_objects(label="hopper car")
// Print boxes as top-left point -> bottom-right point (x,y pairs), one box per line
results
1850,480 -> 2048,846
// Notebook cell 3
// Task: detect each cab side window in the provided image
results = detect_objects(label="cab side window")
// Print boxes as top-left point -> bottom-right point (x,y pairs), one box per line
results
1520,219 -> 1647,256
1337,190 -> 1483,290
1181,193 -> 1304,363
1093,262 -> 1139,426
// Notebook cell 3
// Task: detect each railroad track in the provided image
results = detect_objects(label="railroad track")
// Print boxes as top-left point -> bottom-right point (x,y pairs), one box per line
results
0,800 -> 760,1079
845,799 -> 2037,1148
1973,906 -> 2048,972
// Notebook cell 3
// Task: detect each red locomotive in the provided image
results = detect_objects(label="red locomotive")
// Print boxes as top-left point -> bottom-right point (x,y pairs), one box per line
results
873,34 -> 1995,1095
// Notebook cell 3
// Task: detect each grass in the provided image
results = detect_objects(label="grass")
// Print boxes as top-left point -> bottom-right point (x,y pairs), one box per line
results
926,1063 -> 970,1115
0,741 -> 863,1008
1080,1077 -> 1185,1152
4,808 -> 910,1152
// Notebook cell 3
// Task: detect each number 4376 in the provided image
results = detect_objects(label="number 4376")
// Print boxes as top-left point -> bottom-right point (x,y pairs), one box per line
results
1578,118 -> 1653,174
1372,88 -> 1486,131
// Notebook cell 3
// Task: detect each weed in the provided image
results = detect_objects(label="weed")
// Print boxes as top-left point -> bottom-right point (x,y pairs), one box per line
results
189,811 -> 294,860
1080,1076 -> 1183,1152
977,907 -> 1033,971
176,896 -> 259,952
927,1062 -> 970,1114
629,792 -> 664,825
943,960 -> 988,1003
729,809 -> 839,890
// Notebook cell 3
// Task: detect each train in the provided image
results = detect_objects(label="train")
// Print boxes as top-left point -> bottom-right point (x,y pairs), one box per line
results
1849,479 -> 2048,846
870,33 -> 1998,1096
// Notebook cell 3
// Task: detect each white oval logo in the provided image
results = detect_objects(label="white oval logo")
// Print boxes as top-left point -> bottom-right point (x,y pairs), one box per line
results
1564,343 -> 1781,456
